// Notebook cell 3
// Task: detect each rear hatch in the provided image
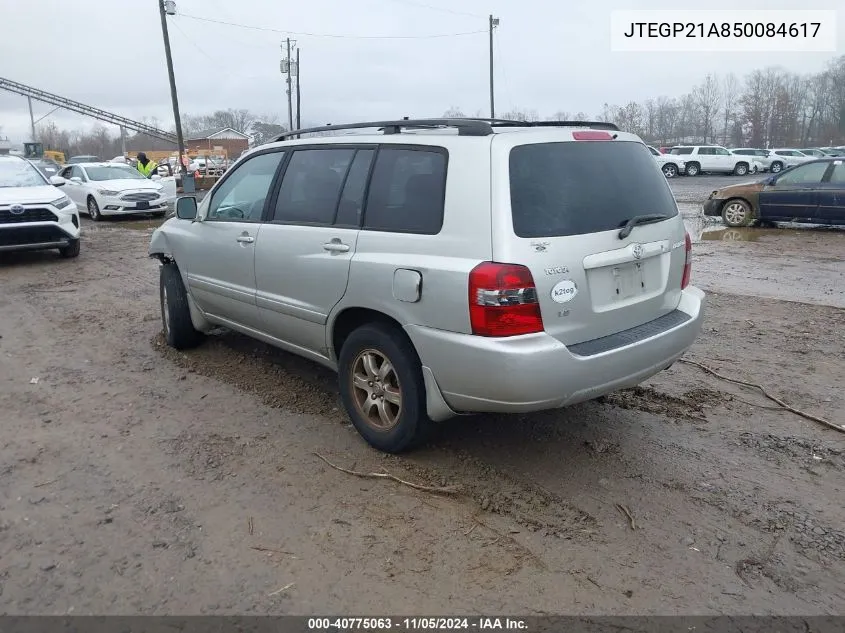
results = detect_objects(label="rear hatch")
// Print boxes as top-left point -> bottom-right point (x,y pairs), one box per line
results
490,131 -> 688,347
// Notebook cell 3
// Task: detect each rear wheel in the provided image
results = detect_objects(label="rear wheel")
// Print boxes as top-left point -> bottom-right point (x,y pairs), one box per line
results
662,163 -> 678,178
770,161 -> 783,173
685,162 -> 700,176
159,263 -> 204,349
722,199 -> 753,227
87,196 -> 102,221
733,163 -> 749,176
338,323 -> 432,453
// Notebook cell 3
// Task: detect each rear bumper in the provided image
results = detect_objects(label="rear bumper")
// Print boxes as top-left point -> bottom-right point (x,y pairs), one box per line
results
405,286 -> 705,414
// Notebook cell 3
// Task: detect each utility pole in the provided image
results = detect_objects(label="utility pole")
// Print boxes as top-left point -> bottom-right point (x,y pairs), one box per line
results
159,0 -> 188,175
489,15 -> 499,119
285,38 -> 294,131
28,96 -> 36,142
295,48 -> 301,131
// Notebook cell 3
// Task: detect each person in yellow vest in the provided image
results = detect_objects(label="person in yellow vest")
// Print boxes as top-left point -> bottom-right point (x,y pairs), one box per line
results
136,152 -> 159,178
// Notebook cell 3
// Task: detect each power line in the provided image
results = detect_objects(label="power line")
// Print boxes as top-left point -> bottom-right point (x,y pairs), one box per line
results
379,0 -> 486,19
170,18 -> 218,64
178,13 -> 487,39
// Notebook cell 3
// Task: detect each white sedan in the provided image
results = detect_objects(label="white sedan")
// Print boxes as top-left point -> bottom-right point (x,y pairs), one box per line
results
58,163 -> 170,221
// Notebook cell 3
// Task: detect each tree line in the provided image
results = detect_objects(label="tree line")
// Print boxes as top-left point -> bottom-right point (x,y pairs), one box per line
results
448,55 -> 845,148
28,55 -> 845,157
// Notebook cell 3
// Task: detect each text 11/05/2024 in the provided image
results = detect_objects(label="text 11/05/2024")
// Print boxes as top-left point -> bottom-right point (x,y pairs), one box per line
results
610,9 -> 837,52
307,617 -> 528,630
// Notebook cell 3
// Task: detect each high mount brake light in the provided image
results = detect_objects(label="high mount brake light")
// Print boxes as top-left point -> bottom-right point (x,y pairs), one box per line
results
572,130 -> 614,141
468,262 -> 544,337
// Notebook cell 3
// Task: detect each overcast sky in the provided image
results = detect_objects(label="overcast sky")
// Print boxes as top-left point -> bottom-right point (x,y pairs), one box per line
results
0,0 -> 842,142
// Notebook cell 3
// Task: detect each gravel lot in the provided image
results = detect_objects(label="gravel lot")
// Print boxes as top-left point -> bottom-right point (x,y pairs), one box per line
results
1,175 -> 843,615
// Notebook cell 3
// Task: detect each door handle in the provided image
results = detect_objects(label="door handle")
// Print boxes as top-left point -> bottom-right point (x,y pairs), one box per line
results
323,241 -> 350,253
236,235 -> 254,244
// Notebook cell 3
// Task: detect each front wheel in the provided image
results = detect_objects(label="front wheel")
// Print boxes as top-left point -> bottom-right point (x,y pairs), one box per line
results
59,239 -> 80,258
770,161 -> 783,173
338,323 -> 432,453
159,263 -> 204,349
685,162 -> 700,176
722,199 -> 753,227
662,163 -> 678,178
87,197 -> 102,221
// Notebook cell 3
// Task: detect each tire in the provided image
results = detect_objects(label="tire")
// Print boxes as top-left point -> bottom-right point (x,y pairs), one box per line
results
733,163 -> 749,176
87,196 -> 102,221
159,263 -> 204,350
338,323 -> 432,453
59,239 -> 80,258
685,162 -> 700,176
770,161 -> 783,173
662,163 -> 678,178
721,199 -> 753,227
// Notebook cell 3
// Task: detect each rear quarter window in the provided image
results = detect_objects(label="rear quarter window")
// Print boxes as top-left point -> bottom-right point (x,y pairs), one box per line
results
509,141 -> 678,238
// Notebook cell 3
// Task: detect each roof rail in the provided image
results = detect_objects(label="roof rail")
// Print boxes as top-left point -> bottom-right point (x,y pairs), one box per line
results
271,117 -> 620,142
273,119 -> 494,141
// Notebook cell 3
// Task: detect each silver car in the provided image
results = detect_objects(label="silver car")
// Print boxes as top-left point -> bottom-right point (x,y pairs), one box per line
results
149,119 -> 705,453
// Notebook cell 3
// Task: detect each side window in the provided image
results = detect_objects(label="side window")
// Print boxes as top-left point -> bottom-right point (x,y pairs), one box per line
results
363,147 -> 447,235
648,146 -> 659,156
71,166 -> 85,181
826,162 -> 845,184
714,148 -> 730,155
207,151 -> 285,222
335,149 -> 375,227
775,162 -> 829,186
60,166 -> 73,179
698,147 -> 713,155
273,149 -> 356,225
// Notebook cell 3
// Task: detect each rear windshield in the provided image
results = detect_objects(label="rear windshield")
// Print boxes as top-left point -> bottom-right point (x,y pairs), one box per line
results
509,141 -> 678,238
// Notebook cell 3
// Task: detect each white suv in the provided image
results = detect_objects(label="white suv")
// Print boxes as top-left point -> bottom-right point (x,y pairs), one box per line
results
647,145 -> 685,178
668,145 -> 755,176
150,118 -> 705,453
0,155 -> 81,258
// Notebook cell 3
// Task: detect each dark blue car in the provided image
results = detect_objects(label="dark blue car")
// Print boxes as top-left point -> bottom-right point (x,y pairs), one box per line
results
703,158 -> 845,227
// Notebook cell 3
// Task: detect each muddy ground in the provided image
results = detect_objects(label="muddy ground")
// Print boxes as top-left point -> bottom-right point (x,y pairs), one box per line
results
0,176 -> 843,615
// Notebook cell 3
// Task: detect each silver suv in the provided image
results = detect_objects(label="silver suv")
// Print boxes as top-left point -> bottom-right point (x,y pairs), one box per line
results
149,119 -> 705,453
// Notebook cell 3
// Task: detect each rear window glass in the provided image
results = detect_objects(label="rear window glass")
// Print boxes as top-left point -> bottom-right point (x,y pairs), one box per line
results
670,147 -> 693,155
509,141 -> 678,238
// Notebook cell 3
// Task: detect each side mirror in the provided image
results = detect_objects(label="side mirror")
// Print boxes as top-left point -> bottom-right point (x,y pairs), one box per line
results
50,175 -> 67,187
176,196 -> 198,220
70,176 -> 82,183
765,175 -> 777,185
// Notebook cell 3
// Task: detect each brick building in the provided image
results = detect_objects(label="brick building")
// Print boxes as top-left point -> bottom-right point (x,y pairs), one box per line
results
184,127 -> 250,159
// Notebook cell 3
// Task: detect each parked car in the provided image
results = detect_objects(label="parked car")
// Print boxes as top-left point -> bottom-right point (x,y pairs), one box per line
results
0,154 -> 80,257
668,145 -> 755,176
67,155 -> 100,164
27,158 -> 62,178
647,145 -> 685,178
703,158 -> 844,227
768,149 -> 814,171
819,147 -> 845,157
58,162 -> 168,221
798,148 -> 827,158
730,148 -> 777,172
149,118 -> 705,453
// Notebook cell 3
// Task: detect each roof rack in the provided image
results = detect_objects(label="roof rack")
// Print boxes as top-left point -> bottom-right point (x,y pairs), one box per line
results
272,118 -> 619,141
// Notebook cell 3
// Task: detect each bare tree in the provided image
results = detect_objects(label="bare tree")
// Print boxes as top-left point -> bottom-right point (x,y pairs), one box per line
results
721,73 -> 739,145
442,106 -> 466,118
693,74 -> 721,143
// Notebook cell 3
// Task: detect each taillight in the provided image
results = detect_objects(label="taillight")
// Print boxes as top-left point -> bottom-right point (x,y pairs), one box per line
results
468,262 -> 544,337
681,232 -> 692,289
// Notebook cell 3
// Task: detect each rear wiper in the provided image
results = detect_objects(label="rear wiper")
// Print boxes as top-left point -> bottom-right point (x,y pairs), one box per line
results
618,214 -> 671,240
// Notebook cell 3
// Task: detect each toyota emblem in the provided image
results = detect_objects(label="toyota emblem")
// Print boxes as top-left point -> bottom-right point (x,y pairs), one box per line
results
631,243 -> 644,259
9,204 -> 25,215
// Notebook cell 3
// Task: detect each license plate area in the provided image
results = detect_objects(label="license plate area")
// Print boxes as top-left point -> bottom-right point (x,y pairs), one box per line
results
612,262 -> 645,300
136,201 -> 150,210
